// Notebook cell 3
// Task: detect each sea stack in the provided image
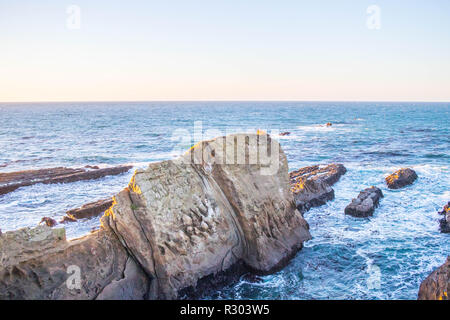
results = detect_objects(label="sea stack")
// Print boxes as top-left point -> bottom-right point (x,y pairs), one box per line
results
0,133 -> 311,300
344,187 -> 384,218
385,168 -> 418,189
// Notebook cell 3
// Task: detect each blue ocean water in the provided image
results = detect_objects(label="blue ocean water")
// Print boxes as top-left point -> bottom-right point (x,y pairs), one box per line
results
0,101 -> 448,300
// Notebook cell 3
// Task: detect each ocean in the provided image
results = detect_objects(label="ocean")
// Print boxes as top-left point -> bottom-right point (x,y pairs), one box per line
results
0,101 -> 448,300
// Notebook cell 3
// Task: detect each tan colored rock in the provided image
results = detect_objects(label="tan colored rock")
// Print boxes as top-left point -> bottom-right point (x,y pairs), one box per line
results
102,133 -> 311,299
0,225 -> 148,300
418,257 -> 450,300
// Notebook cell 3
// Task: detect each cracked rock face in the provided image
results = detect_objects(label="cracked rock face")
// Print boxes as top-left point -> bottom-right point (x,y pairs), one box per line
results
102,133 -> 311,299
418,257 -> 450,300
0,133 -> 310,300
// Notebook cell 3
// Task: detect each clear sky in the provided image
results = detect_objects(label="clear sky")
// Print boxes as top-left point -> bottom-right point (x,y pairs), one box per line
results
1,0 -> 449,102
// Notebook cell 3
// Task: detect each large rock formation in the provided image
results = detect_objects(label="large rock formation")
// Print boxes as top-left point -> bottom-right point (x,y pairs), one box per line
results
344,187 -> 383,218
385,168 -> 418,189
290,164 -> 346,213
418,257 -> 450,300
0,133 -> 311,300
0,165 -> 133,196
0,225 -> 148,300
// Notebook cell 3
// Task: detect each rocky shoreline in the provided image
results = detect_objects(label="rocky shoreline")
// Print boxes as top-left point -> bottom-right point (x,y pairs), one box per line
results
0,134 -> 447,300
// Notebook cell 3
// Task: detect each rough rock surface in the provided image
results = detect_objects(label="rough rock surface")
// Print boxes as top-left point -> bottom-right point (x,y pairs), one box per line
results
385,168 -> 418,189
344,187 -> 384,218
0,133 -> 310,300
103,133 -> 311,299
0,165 -> 132,196
418,257 -> 450,300
0,226 -> 148,300
438,201 -> 450,233
290,164 -> 347,212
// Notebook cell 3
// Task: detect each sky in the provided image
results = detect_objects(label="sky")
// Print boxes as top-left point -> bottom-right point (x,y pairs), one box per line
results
1,0 -> 449,102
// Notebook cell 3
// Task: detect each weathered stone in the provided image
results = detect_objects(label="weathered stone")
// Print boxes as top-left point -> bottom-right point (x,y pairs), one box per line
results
1,133 -> 311,300
385,168 -> 418,189
290,164 -> 346,212
0,225 -> 148,300
0,165 -> 133,196
418,257 -> 450,300
102,133 -> 311,299
344,186 -> 384,218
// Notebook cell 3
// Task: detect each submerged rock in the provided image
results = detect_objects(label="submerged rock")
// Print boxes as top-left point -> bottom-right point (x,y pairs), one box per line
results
418,257 -> 450,300
344,187 -> 384,218
290,164 -> 347,213
40,217 -> 58,227
0,165 -> 133,196
0,133 -> 311,300
385,168 -> 418,189
438,202 -> 450,233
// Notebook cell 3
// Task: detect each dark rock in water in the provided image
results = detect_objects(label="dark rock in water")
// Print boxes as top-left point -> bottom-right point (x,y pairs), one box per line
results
418,257 -> 450,300
0,165 -> 133,196
385,168 -> 418,189
40,217 -> 58,227
438,202 -> 450,233
344,187 -> 383,218
290,164 -> 347,213
66,198 -> 113,220
279,132 -> 291,136
438,202 -> 450,216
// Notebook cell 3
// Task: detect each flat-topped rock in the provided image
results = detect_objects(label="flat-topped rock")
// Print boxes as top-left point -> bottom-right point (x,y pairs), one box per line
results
0,165 -> 133,196
290,164 -> 346,212
65,198 -> 113,220
385,168 -> 418,189
418,257 -> 450,300
344,186 -> 384,218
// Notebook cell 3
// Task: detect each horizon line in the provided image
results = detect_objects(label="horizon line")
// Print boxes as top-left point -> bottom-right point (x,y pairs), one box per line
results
1,99 -> 449,104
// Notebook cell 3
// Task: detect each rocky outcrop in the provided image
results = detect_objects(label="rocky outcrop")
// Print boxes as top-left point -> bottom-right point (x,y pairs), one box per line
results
0,225 -> 149,300
290,164 -> 347,213
344,187 -> 383,218
438,202 -> 450,233
0,165 -> 133,196
418,257 -> 450,300
385,168 -> 418,189
0,133 -> 311,300
65,198 -> 113,221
